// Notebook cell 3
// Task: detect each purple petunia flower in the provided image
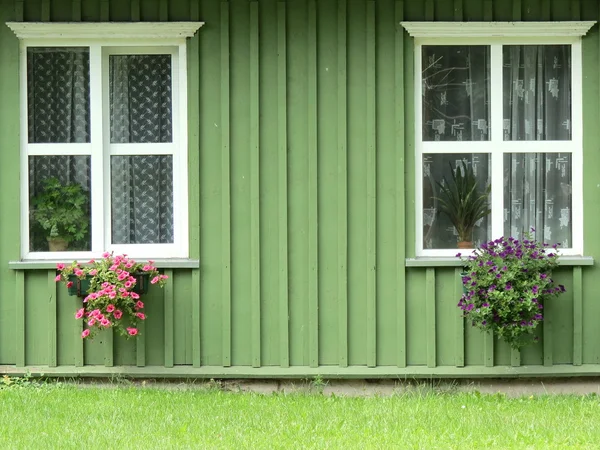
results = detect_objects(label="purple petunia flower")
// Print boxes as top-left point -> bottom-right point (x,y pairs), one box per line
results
532,285 -> 539,294
456,253 -> 461,258
505,283 -> 512,290
466,304 -> 474,311
482,320 -> 487,325
540,273 -> 547,279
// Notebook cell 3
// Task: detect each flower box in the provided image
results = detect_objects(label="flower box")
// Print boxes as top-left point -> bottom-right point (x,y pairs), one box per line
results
67,273 -> 150,297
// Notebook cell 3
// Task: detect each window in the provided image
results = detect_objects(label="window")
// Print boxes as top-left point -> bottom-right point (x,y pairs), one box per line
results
20,38 -> 190,259
410,26 -> 587,257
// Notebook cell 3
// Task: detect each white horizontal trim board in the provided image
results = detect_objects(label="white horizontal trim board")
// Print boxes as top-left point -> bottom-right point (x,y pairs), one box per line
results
6,22 -> 204,40
401,21 -> 596,38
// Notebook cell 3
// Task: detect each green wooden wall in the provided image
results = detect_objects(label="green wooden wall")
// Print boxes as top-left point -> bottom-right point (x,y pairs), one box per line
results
0,0 -> 599,378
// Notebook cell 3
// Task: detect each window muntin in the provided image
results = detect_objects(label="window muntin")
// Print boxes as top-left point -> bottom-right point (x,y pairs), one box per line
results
22,44 -> 187,259
416,39 -> 581,256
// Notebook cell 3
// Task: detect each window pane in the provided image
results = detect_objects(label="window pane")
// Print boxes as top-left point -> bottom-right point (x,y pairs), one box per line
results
422,46 -> 490,141
504,153 -> 571,247
503,45 -> 571,141
110,54 -> 173,144
29,156 -> 91,252
423,154 -> 491,249
111,156 -> 174,244
27,47 -> 90,144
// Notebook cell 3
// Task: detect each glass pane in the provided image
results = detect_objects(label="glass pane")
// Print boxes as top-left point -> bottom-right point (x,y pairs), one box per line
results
503,45 -> 571,141
422,46 -> 490,141
423,154 -> 491,249
504,153 -> 572,247
29,156 -> 91,252
110,54 -> 173,144
111,155 -> 174,244
27,47 -> 90,143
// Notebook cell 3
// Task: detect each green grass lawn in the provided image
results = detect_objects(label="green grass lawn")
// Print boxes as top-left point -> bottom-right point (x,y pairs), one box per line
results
0,381 -> 599,449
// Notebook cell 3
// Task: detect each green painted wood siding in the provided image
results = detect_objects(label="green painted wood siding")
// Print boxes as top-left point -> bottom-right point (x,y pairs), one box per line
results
0,0 -> 599,377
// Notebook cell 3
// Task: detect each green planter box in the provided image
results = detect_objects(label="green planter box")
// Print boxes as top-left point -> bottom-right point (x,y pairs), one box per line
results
67,273 -> 150,297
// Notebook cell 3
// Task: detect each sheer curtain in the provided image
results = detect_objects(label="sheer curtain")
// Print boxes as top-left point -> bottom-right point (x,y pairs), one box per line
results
503,45 -> 572,246
27,47 -> 91,251
109,55 -> 174,245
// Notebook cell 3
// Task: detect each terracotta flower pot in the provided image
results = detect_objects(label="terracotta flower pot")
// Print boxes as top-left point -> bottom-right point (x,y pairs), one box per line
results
457,241 -> 473,249
47,237 -> 68,252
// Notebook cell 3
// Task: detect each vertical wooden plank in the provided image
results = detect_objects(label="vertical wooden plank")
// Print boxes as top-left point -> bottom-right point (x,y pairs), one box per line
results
571,0 -> 580,20
484,0 -> 493,20
221,1 -> 232,368
15,0 -> 24,21
164,269 -> 174,368
366,0 -> 376,368
100,0 -> 109,20
541,0 -> 550,20
573,266 -> 583,366
425,268 -> 436,368
104,329 -> 114,367
453,0 -> 463,20
454,269 -> 464,367
512,0 -> 521,20
72,0 -> 81,21
307,0 -> 319,368
250,1 -> 261,369
543,305 -> 552,367
159,0 -> 168,21
192,268 -> 201,367
15,271 -> 25,367
41,0 -> 50,21
425,0 -> 433,20
278,1 -> 290,369
136,321 -> 146,367
338,0 -> 348,368
395,0 -> 406,369
131,0 -> 140,21
511,348 -> 521,367
47,271 -> 57,367
484,331 -> 494,367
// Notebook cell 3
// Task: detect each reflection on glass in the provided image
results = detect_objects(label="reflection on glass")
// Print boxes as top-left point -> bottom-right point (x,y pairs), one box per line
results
422,46 -> 490,142
110,54 -> 173,144
504,153 -> 572,247
27,47 -> 90,144
503,45 -> 571,141
28,156 -> 91,252
423,154 -> 491,249
111,155 -> 174,244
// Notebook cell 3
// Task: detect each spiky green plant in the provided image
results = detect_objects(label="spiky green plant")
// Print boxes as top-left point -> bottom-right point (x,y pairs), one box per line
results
434,161 -> 490,244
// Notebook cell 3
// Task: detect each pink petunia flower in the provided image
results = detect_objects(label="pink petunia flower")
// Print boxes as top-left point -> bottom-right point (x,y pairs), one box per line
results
75,308 -> 85,319
113,310 -> 123,320
66,281 -> 73,288
130,292 -> 140,300
89,269 -> 98,276
88,318 -> 96,326
109,291 -> 117,299
136,313 -> 146,320
106,304 -> 115,313
151,276 -> 160,284
135,300 -> 144,309
100,318 -> 111,327
55,275 -> 61,282
56,263 -> 65,270
102,252 -> 110,258
81,329 -> 90,338
160,274 -> 169,280
74,269 -> 84,277
124,281 -> 133,288
142,265 -> 151,272
127,327 -> 138,336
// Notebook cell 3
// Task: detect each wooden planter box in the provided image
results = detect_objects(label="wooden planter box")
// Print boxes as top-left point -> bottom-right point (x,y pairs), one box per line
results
67,273 -> 150,297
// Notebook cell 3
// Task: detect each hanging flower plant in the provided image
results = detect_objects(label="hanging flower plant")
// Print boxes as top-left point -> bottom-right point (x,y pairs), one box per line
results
55,252 -> 168,339
456,230 -> 566,349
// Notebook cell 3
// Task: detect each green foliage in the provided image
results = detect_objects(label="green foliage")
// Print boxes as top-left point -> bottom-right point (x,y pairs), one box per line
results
31,177 -> 90,243
434,160 -> 491,243
457,233 -> 566,349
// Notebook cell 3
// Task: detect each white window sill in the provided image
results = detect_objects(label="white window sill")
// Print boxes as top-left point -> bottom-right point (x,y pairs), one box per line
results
405,256 -> 594,267
8,259 -> 200,270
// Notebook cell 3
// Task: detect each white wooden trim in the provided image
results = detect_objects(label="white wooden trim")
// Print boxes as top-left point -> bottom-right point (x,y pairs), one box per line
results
19,41 -> 29,259
571,41 -> 584,255
26,143 -> 92,156
489,45 -> 503,243
414,43 -> 424,254
90,44 -> 105,254
401,21 -> 596,39
6,22 -> 204,40
108,143 -> 176,156
177,42 -> 190,258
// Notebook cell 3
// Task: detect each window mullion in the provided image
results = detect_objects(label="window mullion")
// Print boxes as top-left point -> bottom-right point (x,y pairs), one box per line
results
490,44 -> 504,241
89,44 -> 105,253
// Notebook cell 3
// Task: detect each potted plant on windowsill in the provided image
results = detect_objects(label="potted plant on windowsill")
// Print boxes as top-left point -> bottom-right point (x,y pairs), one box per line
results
31,177 -> 90,252
456,231 -> 566,349
434,160 -> 491,249
55,252 -> 169,338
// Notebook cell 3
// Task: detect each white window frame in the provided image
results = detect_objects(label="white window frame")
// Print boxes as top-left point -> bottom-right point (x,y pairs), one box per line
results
8,22 -> 203,260
402,22 -> 596,258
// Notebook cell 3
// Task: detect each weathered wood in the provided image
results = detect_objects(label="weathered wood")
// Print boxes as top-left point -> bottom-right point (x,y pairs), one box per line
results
164,269 -> 174,368
47,270 -> 57,367
454,269 -> 464,367
573,266 -> 583,366
426,268 -> 436,368
15,271 -> 25,367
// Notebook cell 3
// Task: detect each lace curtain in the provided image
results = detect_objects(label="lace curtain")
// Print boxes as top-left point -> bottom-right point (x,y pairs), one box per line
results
109,54 -> 174,245
422,45 -> 572,249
